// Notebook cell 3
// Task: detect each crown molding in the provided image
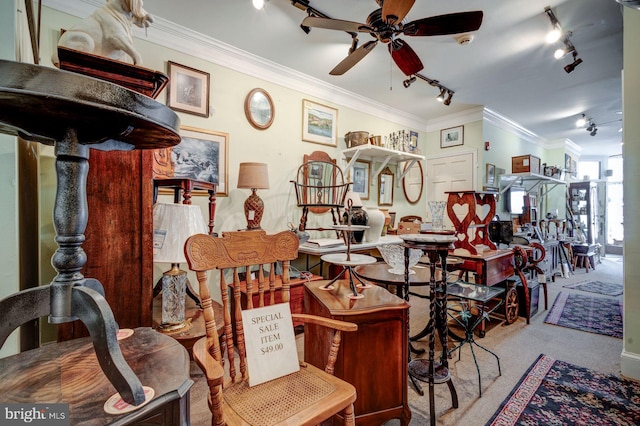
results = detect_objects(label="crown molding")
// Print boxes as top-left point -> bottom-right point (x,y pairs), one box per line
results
482,108 -> 543,146
425,106 -> 484,132
43,0 -> 428,130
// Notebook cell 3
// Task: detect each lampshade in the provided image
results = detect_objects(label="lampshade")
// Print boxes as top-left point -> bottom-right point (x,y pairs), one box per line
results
237,162 -> 270,189
343,190 -> 363,208
153,203 -> 207,264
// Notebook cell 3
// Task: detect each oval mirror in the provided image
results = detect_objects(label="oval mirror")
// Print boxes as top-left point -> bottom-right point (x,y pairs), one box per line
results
244,88 -> 274,130
402,161 -> 424,204
378,166 -> 394,206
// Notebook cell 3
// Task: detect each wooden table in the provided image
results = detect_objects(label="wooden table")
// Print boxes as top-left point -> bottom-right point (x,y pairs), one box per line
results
0,328 -> 192,425
304,280 -> 411,426
450,249 -> 515,287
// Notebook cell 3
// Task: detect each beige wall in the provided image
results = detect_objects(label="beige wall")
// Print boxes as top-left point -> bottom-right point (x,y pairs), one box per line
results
621,7 -> 640,380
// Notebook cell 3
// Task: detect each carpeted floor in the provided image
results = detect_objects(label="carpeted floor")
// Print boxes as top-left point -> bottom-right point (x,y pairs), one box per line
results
486,354 -> 640,425
187,254 -> 627,425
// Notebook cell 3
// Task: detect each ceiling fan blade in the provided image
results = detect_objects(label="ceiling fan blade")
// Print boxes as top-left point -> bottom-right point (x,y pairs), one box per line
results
388,39 -> 423,76
330,40 -> 378,75
403,11 -> 484,36
301,16 -> 372,33
381,0 -> 416,25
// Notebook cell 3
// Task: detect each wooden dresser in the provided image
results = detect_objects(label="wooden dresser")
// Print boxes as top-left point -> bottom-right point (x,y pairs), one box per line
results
304,280 -> 410,426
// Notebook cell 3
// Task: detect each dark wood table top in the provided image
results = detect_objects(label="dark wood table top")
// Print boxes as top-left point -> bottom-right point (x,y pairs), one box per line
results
0,327 -> 192,425
304,279 -> 409,315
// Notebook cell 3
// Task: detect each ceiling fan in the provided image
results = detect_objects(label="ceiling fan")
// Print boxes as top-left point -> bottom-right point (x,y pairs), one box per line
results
300,0 -> 483,76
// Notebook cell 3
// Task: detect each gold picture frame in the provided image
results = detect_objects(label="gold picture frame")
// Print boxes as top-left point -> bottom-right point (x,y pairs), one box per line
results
302,99 -> 338,146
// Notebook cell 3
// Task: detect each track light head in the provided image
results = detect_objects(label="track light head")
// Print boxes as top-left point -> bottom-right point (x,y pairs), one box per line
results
443,91 -> 453,106
576,114 -> 586,127
590,127 -> 598,136
252,0 -> 267,10
403,76 -> 416,88
564,57 -> 583,73
436,88 -> 446,102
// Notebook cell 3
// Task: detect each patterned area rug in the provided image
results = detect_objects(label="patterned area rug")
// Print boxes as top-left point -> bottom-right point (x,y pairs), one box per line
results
486,354 -> 640,426
563,280 -> 623,296
544,292 -> 622,338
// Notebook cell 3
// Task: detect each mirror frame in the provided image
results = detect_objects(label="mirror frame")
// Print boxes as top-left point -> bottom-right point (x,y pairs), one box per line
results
378,166 -> 394,206
402,161 -> 424,204
244,88 -> 274,130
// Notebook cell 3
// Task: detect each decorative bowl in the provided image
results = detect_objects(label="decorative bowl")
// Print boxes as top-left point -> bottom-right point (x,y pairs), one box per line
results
377,244 -> 422,275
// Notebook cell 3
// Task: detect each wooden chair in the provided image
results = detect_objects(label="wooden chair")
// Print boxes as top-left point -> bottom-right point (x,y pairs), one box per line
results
184,230 -> 358,426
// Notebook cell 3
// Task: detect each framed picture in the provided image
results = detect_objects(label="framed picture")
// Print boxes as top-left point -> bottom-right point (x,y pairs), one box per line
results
302,99 -> 338,146
350,160 -> 371,200
486,163 -> 496,186
168,126 -> 229,195
409,130 -> 419,152
166,61 -> 210,117
440,125 -> 464,148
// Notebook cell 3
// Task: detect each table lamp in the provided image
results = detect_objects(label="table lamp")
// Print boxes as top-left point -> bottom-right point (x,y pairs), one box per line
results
153,203 -> 207,332
237,162 -> 270,230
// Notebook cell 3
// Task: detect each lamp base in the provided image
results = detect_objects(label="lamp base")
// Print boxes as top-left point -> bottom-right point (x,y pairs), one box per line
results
244,189 -> 264,230
159,264 -> 188,331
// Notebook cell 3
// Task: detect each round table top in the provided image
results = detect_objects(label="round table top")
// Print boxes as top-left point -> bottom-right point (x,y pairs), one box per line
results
354,262 -> 445,286
321,252 -> 378,266
0,60 -> 180,150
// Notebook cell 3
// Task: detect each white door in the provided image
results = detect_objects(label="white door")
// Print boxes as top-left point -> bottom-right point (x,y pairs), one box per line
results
426,151 -> 476,226
426,151 -> 475,201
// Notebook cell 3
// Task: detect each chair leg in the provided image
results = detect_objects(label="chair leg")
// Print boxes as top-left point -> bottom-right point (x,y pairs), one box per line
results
540,281 -> 548,310
343,403 -> 355,426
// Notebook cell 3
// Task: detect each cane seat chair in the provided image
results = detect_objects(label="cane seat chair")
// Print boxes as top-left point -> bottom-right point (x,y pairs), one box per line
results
184,230 -> 357,426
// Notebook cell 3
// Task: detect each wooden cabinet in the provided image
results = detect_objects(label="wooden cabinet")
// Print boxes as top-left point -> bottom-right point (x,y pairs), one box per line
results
58,149 -> 154,340
569,181 -> 599,245
304,281 -> 410,426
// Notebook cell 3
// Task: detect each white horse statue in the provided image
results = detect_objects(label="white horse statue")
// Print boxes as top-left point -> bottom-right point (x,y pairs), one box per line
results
51,0 -> 153,66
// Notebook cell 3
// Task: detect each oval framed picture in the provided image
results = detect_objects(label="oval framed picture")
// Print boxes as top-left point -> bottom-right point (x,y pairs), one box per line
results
244,88 -> 274,130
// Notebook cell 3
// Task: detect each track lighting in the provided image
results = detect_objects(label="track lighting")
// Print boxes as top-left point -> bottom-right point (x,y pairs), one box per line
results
443,91 -> 453,106
403,76 -> 416,88
576,114 -> 586,127
590,127 -> 598,136
252,0 -> 267,10
563,56 -> 583,74
544,6 -> 583,73
404,73 -> 455,106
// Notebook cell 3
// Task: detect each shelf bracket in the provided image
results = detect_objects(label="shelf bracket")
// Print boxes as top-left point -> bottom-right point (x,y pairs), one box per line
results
372,155 -> 392,178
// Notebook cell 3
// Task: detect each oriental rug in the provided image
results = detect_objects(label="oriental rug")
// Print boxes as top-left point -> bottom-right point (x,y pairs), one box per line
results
486,354 -> 640,426
563,280 -> 623,296
544,292 -> 622,338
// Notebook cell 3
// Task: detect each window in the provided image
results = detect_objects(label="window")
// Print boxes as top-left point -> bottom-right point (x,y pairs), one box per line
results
577,161 -> 600,181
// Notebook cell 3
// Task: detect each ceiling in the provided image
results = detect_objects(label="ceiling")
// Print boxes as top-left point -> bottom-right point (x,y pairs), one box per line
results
147,0 -> 624,157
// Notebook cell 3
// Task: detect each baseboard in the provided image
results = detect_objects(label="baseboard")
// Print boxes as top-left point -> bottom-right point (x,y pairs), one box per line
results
620,349 -> 640,380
